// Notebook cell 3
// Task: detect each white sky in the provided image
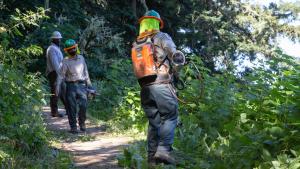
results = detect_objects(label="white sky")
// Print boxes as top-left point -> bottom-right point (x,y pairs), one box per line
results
277,37 -> 300,57
252,0 -> 295,6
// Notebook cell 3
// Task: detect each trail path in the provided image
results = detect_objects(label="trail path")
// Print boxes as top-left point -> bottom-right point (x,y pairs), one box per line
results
42,107 -> 133,169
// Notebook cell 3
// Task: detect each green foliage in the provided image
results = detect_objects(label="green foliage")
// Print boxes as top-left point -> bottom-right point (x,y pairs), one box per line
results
88,58 -> 147,132
0,45 -> 43,69
0,65 -> 47,154
2,7 -> 47,37
0,64 -> 71,169
78,16 -> 125,57
178,53 -> 300,169
79,16 -> 127,79
0,6 -> 73,168
109,87 -> 146,132
0,6 -> 47,73
0,145 -> 73,169
0,7 -> 48,156
118,141 -> 149,169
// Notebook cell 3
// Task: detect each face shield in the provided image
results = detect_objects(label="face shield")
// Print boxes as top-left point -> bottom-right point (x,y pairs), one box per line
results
139,18 -> 160,35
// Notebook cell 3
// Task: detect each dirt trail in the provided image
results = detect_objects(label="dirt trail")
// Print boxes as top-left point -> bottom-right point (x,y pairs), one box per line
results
42,107 -> 133,169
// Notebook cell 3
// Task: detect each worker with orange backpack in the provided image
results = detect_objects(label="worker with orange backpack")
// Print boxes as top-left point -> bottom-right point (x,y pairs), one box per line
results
131,10 -> 185,165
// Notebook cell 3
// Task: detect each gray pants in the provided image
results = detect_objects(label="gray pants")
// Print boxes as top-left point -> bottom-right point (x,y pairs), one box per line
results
141,84 -> 178,157
66,82 -> 87,129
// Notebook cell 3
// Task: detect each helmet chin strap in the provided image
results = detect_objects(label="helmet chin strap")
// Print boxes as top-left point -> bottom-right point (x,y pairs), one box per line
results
68,53 -> 77,57
138,30 -> 159,40
67,48 -> 77,57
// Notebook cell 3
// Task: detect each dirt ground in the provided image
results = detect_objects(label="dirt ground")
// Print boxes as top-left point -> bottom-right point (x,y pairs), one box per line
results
42,107 -> 133,169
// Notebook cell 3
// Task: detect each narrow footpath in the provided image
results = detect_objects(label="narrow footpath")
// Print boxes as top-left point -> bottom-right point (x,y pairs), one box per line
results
42,107 -> 133,169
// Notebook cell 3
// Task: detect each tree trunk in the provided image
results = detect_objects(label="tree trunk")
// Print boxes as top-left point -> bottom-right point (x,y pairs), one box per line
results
45,0 -> 49,10
139,0 -> 148,12
132,0 -> 137,18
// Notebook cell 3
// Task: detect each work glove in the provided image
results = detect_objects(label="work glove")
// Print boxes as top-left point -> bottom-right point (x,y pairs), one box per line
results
172,50 -> 185,72
173,53 -> 184,64
55,76 -> 63,96
55,87 -> 59,97
173,51 -> 185,65
86,85 -> 97,99
55,82 -> 60,96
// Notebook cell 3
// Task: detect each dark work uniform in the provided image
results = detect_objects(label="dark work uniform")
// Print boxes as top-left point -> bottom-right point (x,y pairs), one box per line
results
47,71 -> 67,115
58,55 -> 91,130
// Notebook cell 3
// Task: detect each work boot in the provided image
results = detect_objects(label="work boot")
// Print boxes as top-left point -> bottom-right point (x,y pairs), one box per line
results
58,112 -> 64,117
79,125 -> 86,132
51,112 -> 63,117
148,154 -> 157,168
154,151 -> 175,165
69,128 -> 78,134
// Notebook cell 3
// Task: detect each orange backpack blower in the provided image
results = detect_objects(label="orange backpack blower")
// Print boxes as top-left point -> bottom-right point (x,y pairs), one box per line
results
131,38 -> 157,80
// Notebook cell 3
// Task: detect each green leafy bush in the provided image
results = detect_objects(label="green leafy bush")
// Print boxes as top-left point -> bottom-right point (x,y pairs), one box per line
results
0,7 -> 73,168
0,65 -> 48,154
118,141 -> 148,169
88,59 -> 147,132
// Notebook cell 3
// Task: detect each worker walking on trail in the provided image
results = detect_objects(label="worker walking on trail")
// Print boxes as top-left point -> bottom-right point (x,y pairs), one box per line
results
46,31 -> 67,117
58,39 -> 94,134
131,10 -> 185,165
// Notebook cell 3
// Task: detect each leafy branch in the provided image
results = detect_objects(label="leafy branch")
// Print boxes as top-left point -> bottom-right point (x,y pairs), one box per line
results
1,7 -> 47,36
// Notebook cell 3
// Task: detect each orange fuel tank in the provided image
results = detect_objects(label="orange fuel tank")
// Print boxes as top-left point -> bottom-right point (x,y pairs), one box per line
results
131,39 -> 157,79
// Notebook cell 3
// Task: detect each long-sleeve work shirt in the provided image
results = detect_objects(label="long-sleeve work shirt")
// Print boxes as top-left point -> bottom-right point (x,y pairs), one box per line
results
46,43 -> 63,75
59,55 -> 91,85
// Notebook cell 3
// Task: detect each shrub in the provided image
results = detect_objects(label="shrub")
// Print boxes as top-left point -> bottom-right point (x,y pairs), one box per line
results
0,64 -> 48,155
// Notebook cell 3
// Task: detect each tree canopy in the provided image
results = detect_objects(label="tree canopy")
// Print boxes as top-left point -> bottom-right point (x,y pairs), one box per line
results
0,0 -> 299,168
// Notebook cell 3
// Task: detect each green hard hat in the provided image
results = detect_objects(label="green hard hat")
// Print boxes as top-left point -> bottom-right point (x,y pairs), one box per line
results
64,39 -> 76,48
65,39 -> 77,49
64,39 -> 77,51
139,10 -> 164,29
